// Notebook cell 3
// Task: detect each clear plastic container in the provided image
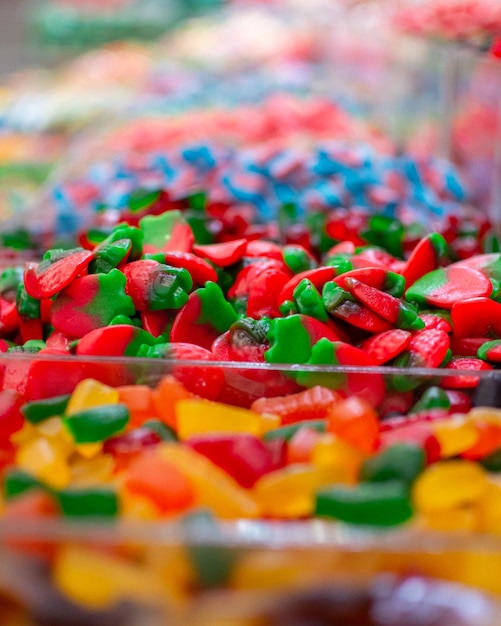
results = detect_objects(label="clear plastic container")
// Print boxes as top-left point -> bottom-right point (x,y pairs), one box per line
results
1,354 -> 501,624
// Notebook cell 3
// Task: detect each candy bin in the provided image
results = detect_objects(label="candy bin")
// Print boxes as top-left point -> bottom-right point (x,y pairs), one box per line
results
1,353 -> 501,624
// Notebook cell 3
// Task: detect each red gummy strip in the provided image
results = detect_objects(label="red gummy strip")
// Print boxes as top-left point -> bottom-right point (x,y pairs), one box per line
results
24,250 -> 94,299
193,238 -> 248,267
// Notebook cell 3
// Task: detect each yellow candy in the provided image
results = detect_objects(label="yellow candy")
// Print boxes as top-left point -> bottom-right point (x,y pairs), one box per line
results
432,417 -> 479,458
421,507 -> 478,532
120,490 -> 160,521
37,417 -> 74,455
311,434 -> 362,483
53,545 -> 163,610
11,422 -> 38,446
16,437 -> 70,490
478,480 -> 501,535
467,407 -> 501,426
70,454 -> 114,487
75,443 -> 102,459
175,399 -> 262,440
254,465 -> 348,518
159,444 -> 259,519
259,412 -> 281,434
66,379 -> 119,415
413,460 -> 487,513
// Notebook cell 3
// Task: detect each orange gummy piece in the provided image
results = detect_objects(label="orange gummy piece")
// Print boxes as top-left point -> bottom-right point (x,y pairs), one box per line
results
462,420 -> 501,461
118,385 -> 155,428
125,451 -> 195,514
251,386 -> 341,425
327,396 -> 379,454
151,376 -> 192,429
287,427 -> 322,464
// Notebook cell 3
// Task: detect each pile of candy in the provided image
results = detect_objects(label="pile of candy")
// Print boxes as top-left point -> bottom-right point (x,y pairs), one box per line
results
394,0 -> 501,47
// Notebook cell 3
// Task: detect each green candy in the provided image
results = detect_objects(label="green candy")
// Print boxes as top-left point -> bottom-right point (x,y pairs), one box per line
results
283,245 -> 316,274
293,279 -> 329,322
139,210 -> 189,251
0,266 -> 24,298
322,282 -> 353,313
265,315 -> 312,364
324,256 -> 353,275
480,448 -> 501,472
183,511 -> 237,589
56,488 -> 119,518
295,339 -> 345,390
16,284 -> 41,319
22,394 -> 71,424
196,282 -> 238,333
89,238 -> 132,274
410,386 -> 451,414
64,404 -> 129,444
478,340 -> 501,362
382,271 -> 406,298
315,481 -> 413,527
143,419 -> 178,442
104,224 -> 143,260
360,444 -> 425,487
4,470 -> 43,500
263,420 -> 327,443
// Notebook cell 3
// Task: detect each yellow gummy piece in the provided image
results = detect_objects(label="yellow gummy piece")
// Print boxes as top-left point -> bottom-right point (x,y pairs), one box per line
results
413,460 -> 487,513
70,454 -> 114,487
37,417 -> 74,455
66,379 -> 119,415
259,412 -> 281,434
175,399 -> 262,440
254,465 -> 348,518
421,507 -> 478,532
120,490 -> 160,521
478,480 -> 501,535
311,434 -> 363,483
158,443 -> 260,519
75,443 -> 103,459
11,422 -> 38,446
53,545 -> 164,610
467,407 -> 501,426
432,417 -> 479,458
16,437 -> 70,490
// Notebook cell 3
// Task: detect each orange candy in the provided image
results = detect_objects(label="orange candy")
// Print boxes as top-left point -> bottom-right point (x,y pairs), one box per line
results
327,396 -> 379,454
124,451 -> 195,514
462,420 -> 501,461
287,427 -> 322,464
251,386 -> 341,425
118,385 -> 155,429
151,376 -> 192,430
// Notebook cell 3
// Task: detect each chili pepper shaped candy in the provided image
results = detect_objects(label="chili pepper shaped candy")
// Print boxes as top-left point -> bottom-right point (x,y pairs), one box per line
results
193,238 -> 248,267
451,298 -> 501,338
441,357 -> 493,389
282,244 -> 317,274
140,211 -> 194,254
406,266 -> 492,309
278,267 -> 338,306
323,282 -> 392,333
161,251 -> 218,285
50,269 -> 135,338
401,233 -> 449,287
170,281 -> 238,349
478,340 -> 501,362
99,224 -> 144,260
265,314 -> 340,364
292,279 -> 329,322
296,339 -> 386,407
123,260 -> 192,312
246,269 -> 291,319
334,267 -> 405,298
344,278 -> 424,331
24,249 -> 94,299
360,329 -> 412,365
88,238 -> 132,274
76,325 -> 156,357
